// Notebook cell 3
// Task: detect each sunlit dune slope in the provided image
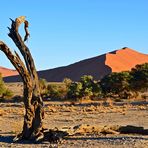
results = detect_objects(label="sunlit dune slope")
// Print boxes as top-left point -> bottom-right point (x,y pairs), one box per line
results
106,47 -> 148,72
0,66 -> 18,77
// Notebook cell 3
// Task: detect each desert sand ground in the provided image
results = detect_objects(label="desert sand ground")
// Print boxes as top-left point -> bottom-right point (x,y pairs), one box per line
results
0,83 -> 147,148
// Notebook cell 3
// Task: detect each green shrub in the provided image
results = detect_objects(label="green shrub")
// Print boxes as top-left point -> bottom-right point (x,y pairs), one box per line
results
47,83 -> 67,100
67,75 -> 102,101
2,89 -> 13,99
63,78 -> 72,88
0,73 -> 13,101
39,78 -> 48,97
0,73 -> 6,97
67,82 -> 83,100
130,63 -> 148,92
100,71 -> 132,99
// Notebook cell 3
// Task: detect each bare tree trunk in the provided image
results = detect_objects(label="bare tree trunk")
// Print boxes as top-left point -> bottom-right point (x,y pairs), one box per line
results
0,16 -> 67,143
0,16 -> 44,141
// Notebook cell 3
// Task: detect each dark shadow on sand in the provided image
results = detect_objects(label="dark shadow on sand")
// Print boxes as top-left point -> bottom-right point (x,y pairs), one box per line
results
0,135 -> 14,143
65,136 -> 148,141
0,135 -> 39,144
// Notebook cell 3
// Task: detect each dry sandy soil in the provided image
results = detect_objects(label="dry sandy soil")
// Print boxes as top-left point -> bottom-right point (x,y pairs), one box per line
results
0,83 -> 148,148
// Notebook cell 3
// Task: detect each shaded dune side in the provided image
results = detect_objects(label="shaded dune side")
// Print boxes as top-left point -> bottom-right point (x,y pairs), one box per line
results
4,54 -> 112,82
38,54 -> 112,81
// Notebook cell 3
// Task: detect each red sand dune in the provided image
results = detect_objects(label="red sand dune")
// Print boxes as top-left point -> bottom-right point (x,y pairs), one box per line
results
0,66 -> 18,77
2,47 -> 148,82
106,47 -> 148,72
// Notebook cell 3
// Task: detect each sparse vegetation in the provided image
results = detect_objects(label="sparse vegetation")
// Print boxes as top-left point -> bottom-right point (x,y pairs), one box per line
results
66,63 -> 148,101
36,63 -> 148,102
39,78 -> 70,100
39,78 -> 48,97
0,73 -> 13,101
1,63 -> 148,103
47,83 -> 67,100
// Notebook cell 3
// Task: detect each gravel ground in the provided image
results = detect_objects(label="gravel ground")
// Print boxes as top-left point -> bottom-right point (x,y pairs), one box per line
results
0,101 -> 148,148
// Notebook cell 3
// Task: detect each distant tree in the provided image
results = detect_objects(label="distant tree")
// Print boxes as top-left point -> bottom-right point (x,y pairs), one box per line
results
80,75 -> 94,99
92,80 -> 102,99
130,63 -> 148,92
63,78 -> 72,88
100,72 -> 132,99
67,75 -> 102,100
67,82 -> 83,100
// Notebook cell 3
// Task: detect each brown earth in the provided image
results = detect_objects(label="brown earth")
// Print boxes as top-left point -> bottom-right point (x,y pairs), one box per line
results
2,47 -> 148,82
0,100 -> 148,148
0,83 -> 148,147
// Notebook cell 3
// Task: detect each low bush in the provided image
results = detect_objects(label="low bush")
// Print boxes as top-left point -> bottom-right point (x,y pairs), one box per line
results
0,73 -> 13,101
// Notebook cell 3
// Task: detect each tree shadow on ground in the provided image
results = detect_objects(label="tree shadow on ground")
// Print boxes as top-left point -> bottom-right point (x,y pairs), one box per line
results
0,129 -> 68,144
0,135 -> 14,143
118,125 -> 148,135
0,135 -> 39,144
66,136 -> 148,141
0,125 -> 148,144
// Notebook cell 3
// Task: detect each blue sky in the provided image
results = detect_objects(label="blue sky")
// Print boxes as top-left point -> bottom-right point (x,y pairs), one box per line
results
0,0 -> 148,70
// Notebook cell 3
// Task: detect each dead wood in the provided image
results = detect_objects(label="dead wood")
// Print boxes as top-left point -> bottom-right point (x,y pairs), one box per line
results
0,16 -> 65,143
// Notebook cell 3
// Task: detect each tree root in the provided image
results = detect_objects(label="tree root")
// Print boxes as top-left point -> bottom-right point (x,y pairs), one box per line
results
13,128 -> 69,143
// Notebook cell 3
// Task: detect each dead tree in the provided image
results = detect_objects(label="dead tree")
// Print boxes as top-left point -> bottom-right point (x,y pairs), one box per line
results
0,16 -> 65,142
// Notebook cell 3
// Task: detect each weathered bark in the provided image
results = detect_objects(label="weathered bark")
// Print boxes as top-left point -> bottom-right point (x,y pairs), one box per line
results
0,16 -> 44,141
8,16 -> 44,141
0,16 -> 68,143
